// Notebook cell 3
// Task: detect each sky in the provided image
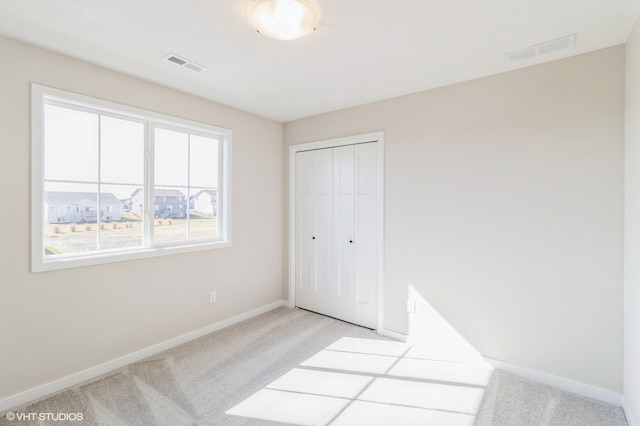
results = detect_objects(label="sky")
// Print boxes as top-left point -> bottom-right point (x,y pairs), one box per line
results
44,104 -> 219,200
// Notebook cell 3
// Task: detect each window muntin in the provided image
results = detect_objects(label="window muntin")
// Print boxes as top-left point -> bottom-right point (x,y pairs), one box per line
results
33,85 -> 231,272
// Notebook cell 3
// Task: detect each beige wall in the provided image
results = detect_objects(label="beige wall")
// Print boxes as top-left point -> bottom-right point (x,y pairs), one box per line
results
0,36 -> 284,400
285,47 -> 625,391
625,17 -> 640,425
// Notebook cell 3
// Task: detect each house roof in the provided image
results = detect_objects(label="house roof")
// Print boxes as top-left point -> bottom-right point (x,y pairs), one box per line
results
45,192 -> 121,205
155,189 -> 186,198
191,189 -> 217,199
130,188 -> 187,199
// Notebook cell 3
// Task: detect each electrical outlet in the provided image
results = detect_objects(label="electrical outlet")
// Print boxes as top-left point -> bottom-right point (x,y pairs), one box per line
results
406,298 -> 416,313
209,291 -> 217,304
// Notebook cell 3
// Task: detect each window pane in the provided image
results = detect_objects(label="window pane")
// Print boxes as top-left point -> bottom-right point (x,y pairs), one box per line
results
99,184 -> 144,251
155,128 -> 188,186
101,116 -> 144,184
44,105 -> 99,182
154,187 -> 188,243
189,188 -> 218,240
190,135 -> 219,187
44,182 -> 98,255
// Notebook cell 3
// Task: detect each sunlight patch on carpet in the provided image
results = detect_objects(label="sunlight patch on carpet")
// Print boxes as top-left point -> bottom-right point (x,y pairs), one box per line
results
388,358 -> 492,386
267,368 -> 373,399
332,400 -> 475,426
359,377 -> 485,414
225,389 -> 349,426
301,349 -> 397,374
226,334 -> 492,425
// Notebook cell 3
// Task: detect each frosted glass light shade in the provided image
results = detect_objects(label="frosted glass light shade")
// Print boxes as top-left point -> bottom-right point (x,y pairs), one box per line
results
249,0 -> 319,41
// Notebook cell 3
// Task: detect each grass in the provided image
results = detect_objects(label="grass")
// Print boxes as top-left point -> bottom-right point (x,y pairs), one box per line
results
44,216 -> 217,255
189,211 -> 216,219
121,213 -> 142,222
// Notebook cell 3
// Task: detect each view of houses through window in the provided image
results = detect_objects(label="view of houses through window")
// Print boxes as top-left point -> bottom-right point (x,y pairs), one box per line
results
42,101 -> 222,259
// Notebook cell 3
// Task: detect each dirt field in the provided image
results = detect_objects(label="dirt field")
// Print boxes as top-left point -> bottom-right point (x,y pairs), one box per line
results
44,217 -> 217,255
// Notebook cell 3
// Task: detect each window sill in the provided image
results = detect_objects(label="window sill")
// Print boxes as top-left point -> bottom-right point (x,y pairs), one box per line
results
31,240 -> 231,273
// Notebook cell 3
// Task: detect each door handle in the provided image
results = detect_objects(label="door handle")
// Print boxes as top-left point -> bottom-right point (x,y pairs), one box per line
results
349,240 -> 353,244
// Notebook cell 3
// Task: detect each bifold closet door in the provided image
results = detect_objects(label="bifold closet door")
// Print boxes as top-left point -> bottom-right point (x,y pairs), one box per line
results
295,149 -> 333,316
295,142 -> 379,329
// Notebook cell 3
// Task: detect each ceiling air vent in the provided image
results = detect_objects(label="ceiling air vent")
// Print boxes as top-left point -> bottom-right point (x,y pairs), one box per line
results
503,34 -> 576,63
162,53 -> 206,73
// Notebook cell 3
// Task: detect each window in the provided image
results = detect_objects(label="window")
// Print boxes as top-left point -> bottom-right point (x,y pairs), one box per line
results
32,85 -> 231,272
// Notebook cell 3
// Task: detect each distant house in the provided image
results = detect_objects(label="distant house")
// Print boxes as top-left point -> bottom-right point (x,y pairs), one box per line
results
130,188 -> 187,219
190,189 -> 218,215
44,192 -> 122,224
130,188 -> 144,216
120,197 -> 133,213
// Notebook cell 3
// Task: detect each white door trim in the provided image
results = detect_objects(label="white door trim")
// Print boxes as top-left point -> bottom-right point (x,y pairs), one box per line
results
288,132 -> 385,332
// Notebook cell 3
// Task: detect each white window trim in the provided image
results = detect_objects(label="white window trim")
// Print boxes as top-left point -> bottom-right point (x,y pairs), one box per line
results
31,84 -> 232,273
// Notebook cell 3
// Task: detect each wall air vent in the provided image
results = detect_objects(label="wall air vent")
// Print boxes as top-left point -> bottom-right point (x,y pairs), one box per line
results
162,53 -> 206,73
503,34 -> 576,63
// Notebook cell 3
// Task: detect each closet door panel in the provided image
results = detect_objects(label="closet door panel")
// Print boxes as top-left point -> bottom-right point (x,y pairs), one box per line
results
353,142 -> 379,328
295,149 -> 333,315
332,145 -> 355,323
295,152 -> 313,296
312,148 -> 334,315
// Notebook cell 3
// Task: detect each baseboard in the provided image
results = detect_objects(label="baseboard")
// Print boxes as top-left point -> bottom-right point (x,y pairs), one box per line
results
377,327 -> 410,343
624,397 -> 639,426
0,300 -> 286,413
484,356 -> 622,407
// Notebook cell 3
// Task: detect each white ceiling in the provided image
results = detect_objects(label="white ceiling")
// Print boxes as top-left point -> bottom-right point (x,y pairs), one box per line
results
1,0 -> 639,122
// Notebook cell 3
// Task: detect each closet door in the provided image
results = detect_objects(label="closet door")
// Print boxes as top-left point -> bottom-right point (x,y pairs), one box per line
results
294,141 -> 379,329
353,142 -> 379,328
295,149 -> 333,316
332,145 -> 355,323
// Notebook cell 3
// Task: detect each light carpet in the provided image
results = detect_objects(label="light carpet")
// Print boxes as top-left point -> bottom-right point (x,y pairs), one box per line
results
0,307 -> 629,425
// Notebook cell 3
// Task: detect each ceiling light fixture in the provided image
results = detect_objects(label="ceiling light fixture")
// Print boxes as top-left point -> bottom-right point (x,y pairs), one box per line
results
248,0 -> 319,41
